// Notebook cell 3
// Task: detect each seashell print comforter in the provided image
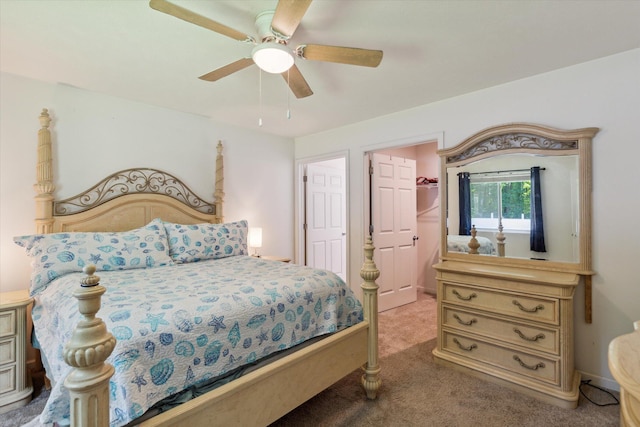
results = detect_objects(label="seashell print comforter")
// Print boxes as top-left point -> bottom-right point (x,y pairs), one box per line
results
31,255 -> 363,426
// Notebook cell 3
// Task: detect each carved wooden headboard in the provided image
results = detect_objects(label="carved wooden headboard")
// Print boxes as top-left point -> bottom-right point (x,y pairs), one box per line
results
33,108 -> 224,234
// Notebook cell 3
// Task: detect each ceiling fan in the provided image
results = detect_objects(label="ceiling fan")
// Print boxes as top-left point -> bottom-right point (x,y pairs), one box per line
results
149,0 -> 383,98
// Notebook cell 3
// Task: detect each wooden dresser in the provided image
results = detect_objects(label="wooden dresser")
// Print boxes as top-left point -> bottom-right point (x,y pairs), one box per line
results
0,290 -> 33,413
432,261 -> 581,408
433,123 -> 599,409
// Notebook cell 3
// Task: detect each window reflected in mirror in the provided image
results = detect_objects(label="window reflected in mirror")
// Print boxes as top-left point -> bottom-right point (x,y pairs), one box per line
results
446,153 -> 579,263
470,172 -> 532,232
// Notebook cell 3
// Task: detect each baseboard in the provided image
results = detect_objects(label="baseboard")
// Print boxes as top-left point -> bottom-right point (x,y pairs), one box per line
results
579,370 -> 620,392
417,285 -> 436,295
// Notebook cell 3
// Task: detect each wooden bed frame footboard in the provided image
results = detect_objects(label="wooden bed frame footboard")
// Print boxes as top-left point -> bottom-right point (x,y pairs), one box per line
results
33,109 -> 381,427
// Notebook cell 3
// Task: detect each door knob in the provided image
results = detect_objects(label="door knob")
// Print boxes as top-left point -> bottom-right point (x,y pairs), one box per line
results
413,235 -> 419,246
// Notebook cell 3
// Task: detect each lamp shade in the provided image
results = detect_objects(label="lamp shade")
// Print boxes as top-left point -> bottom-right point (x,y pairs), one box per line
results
251,42 -> 294,74
248,227 -> 263,249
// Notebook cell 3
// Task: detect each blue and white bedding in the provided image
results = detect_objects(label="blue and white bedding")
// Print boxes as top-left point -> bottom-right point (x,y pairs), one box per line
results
30,256 -> 363,427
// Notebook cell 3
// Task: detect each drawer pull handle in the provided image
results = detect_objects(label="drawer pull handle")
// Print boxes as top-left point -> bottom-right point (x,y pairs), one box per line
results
513,355 -> 545,371
453,337 -> 477,352
513,328 -> 545,342
453,314 -> 477,326
512,300 -> 544,313
452,289 -> 477,301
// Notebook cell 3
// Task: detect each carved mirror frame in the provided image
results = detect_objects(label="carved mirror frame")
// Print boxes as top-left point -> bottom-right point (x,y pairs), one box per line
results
438,123 -> 598,322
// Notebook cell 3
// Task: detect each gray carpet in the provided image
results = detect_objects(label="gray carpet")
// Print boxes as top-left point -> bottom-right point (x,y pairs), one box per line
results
271,338 -> 620,427
2,294 -> 620,427
1,372 -> 48,427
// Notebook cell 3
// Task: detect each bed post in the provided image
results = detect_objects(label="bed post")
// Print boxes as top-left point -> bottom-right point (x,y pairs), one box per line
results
34,108 -> 55,234
214,141 -> 225,223
63,265 -> 116,427
360,236 -> 381,399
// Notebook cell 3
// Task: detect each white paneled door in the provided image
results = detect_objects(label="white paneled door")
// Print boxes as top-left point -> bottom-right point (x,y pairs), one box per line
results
371,153 -> 417,311
305,162 -> 347,281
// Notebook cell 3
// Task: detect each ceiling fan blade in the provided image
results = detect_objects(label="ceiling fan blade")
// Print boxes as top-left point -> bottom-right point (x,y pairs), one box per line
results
199,58 -> 255,82
298,44 -> 383,67
271,0 -> 313,39
149,0 -> 254,43
282,65 -> 313,98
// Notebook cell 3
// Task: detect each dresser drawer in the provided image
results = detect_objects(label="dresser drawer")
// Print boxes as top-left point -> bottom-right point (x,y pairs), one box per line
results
442,282 -> 559,325
0,364 -> 16,395
0,338 -> 16,365
0,310 -> 16,338
442,306 -> 559,354
442,331 -> 559,385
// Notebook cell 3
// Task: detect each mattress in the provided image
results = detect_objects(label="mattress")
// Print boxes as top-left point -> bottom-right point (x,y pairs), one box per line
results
31,256 -> 363,426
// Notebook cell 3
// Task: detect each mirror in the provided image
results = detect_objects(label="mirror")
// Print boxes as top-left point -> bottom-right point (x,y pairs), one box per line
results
446,153 -> 579,262
438,123 -> 598,273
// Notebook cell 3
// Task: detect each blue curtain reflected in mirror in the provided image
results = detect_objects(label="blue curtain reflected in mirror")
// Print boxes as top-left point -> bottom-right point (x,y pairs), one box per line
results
458,172 -> 471,235
530,166 -> 546,252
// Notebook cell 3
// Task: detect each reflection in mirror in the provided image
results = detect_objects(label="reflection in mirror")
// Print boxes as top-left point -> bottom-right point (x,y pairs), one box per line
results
437,123 -> 598,322
438,123 -> 598,275
446,153 -> 579,262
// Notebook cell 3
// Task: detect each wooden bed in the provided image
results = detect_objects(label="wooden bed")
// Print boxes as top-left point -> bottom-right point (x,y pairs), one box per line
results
29,108 -> 381,427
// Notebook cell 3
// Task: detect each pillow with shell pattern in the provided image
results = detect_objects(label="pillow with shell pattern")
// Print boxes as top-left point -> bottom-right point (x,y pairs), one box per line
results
164,219 -> 248,263
14,218 -> 173,296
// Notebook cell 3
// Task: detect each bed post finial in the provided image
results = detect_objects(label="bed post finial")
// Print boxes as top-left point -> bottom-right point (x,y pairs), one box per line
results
63,265 -> 116,427
34,108 -> 55,234
496,221 -> 506,257
214,141 -> 225,223
468,225 -> 480,254
360,235 -> 381,399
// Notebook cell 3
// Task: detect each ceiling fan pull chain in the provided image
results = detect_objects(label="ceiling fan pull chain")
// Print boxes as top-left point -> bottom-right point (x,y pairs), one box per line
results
258,69 -> 263,127
286,68 -> 291,120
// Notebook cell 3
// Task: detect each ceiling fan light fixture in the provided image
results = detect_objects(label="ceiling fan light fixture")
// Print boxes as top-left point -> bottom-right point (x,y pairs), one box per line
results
252,42 -> 294,74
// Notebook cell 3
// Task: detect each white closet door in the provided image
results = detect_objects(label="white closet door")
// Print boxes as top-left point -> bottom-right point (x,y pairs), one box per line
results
371,153 -> 417,311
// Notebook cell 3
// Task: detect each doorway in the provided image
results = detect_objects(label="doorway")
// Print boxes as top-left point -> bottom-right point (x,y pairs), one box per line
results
367,140 -> 440,312
296,155 -> 348,282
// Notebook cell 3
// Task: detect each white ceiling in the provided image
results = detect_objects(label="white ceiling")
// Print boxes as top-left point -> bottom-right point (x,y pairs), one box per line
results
1,1 -> 639,139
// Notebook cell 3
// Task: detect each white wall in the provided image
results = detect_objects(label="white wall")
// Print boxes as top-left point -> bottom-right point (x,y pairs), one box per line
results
0,72 -> 295,293
295,49 -> 640,388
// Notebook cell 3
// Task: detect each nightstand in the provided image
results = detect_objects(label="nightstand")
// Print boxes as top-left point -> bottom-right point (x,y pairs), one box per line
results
0,290 -> 33,414
261,256 -> 292,263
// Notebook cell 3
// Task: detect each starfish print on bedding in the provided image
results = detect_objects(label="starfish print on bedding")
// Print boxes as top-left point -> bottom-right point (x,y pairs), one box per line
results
208,314 -> 226,333
131,369 -> 147,392
121,243 -> 138,254
256,328 -> 269,345
304,290 -> 314,305
264,287 -> 282,303
140,312 -> 169,332
89,253 -> 103,264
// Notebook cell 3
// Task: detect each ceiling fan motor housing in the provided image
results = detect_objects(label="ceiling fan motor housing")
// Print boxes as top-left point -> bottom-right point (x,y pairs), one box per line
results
255,11 -> 279,43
